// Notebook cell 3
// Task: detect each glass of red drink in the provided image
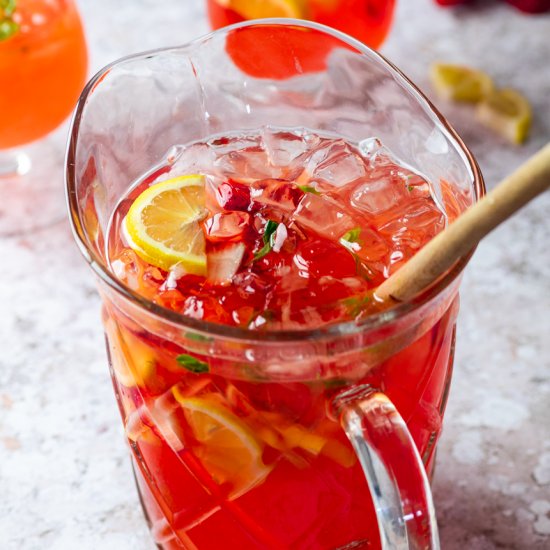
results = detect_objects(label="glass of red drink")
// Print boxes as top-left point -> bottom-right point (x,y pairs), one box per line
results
66,20 -> 483,550
206,0 -> 396,50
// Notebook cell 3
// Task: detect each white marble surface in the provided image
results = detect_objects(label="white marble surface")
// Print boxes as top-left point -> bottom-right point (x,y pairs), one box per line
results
1,0 -> 549,548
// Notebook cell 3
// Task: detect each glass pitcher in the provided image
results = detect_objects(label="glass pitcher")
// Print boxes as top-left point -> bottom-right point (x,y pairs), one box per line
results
66,20 -> 483,550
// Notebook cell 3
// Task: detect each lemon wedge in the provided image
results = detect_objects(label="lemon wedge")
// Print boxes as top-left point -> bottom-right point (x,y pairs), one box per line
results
430,63 -> 494,103
476,88 -> 532,144
104,318 -> 156,388
124,175 -> 207,274
172,391 -> 271,497
216,0 -> 304,18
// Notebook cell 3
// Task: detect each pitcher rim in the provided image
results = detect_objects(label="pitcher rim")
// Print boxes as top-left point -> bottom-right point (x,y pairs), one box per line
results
65,18 -> 485,343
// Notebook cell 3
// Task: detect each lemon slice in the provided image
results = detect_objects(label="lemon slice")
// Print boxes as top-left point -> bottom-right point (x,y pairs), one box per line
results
216,0 -> 304,18
124,175 -> 207,274
104,318 -> 156,388
430,63 -> 494,103
172,391 -> 271,497
476,88 -> 532,144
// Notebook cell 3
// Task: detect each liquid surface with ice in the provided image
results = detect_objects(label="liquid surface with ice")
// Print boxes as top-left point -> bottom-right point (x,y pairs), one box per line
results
108,128 -> 455,330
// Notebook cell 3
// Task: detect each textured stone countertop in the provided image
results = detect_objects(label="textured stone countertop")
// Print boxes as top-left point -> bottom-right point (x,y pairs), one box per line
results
1,1 -> 549,548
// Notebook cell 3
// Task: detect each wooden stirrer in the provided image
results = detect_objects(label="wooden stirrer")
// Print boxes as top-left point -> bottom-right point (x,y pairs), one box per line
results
375,142 -> 550,304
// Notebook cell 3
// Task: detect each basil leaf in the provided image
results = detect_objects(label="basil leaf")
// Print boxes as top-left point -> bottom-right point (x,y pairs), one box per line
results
0,18 -> 18,41
254,220 -> 279,261
263,220 -> 279,244
176,354 -> 209,374
1,0 -> 17,17
298,185 -> 320,195
341,227 -> 361,244
342,295 -> 370,317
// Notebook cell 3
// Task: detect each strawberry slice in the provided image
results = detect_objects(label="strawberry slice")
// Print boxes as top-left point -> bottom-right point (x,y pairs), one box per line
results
207,242 -> 246,285
216,180 -> 251,211
205,211 -> 251,242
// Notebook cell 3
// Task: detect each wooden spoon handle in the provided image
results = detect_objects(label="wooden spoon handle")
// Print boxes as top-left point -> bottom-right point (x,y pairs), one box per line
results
375,142 -> 550,303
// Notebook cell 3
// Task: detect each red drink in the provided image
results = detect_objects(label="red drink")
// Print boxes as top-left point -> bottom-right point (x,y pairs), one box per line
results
206,0 -> 396,50
103,129 -> 466,549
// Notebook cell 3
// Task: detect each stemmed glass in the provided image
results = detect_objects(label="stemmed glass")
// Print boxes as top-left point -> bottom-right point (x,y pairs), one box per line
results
0,0 -> 87,236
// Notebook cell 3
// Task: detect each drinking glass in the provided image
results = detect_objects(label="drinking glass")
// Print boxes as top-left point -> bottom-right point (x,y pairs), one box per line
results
66,20 -> 483,549
206,0 -> 396,49
0,0 -> 87,235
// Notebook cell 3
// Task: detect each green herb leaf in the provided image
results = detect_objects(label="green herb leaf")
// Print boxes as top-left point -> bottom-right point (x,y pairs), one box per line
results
298,185 -> 320,195
176,354 -> 209,374
407,185 -> 414,192
0,0 -> 18,42
263,220 -> 279,244
253,241 -> 272,261
254,220 -> 279,261
341,227 -> 361,244
1,0 -> 17,17
185,332 -> 212,343
0,18 -> 18,41
342,294 -> 371,318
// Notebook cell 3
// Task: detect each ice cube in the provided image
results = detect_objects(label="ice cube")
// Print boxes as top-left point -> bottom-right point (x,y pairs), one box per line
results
169,142 -> 217,177
213,148 -> 267,179
351,227 -> 391,263
208,134 -> 279,180
208,134 -> 261,155
303,139 -> 367,188
292,193 -> 355,240
350,176 -> 405,215
250,178 -> 303,213
374,197 -> 446,275
262,127 -> 312,168
358,137 -> 382,157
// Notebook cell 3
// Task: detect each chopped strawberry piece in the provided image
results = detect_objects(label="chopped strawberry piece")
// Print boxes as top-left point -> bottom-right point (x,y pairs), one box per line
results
295,239 -> 358,279
204,211 -> 251,242
206,242 -> 246,285
251,179 -> 304,212
215,180 -> 251,210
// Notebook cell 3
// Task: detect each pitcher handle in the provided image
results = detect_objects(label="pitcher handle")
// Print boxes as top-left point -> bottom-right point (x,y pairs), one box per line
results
334,385 -> 440,550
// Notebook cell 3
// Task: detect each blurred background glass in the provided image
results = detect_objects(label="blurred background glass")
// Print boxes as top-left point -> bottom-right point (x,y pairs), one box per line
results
206,0 -> 396,50
0,0 -> 87,235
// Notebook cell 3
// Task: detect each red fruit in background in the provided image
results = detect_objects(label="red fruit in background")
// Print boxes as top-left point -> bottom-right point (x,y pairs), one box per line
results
504,0 -> 550,13
433,0 -> 550,11
434,0 -> 472,5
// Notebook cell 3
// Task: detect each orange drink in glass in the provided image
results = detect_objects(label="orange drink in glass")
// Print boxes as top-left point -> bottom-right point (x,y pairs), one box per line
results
0,0 -> 87,234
